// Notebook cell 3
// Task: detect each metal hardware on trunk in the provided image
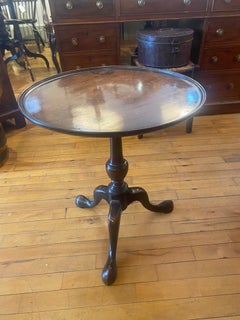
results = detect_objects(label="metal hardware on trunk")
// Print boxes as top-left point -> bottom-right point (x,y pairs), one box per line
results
138,0 -> 146,6
183,0 -> 191,5
235,54 -> 240,62
216,28 -> 224,36
99,35 -> 106,43
171,40 -> 180,54
71,37 -> 78,46
211,56 -> 218,63
65,0 -> 73,10
96,0 -> 104,9
228,82 -> 235,90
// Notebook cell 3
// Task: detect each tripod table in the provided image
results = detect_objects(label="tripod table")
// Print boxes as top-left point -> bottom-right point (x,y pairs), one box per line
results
18,66 -> 206,285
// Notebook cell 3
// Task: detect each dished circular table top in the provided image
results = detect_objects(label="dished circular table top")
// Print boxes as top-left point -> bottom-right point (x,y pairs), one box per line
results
18,65 -> 206,137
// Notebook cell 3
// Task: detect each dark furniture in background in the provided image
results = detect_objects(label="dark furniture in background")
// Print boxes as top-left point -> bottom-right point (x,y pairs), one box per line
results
48,0 -> 240,116
18,66 -> 206,285
0,0 -> 49,80
41,0 -> 61,73
0,122 -> 8,165
6,0 -> 45,53
0,5 -> 22,65
0,50 -> 26,127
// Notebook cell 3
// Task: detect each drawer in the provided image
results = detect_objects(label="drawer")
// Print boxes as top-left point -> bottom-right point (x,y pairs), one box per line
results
59,51 -> 119,71
55,24 -> 118,53
119,0 -> 208,16
49,0 -> 115,21
200,46 -> 240,70
211,0 -> 240,12
198,71 -> 240,104
204,18 -> 240,44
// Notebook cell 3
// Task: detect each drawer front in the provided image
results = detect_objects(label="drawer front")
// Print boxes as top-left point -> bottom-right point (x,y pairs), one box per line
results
198,71 -> 240,103
55,24 -> 118,53
205,17 -> 240,44
200,47 -> 240,70
59,51 -> 118,71
50,0 -> 115,20
211,0 -> 240,12
119,0 -> 208,16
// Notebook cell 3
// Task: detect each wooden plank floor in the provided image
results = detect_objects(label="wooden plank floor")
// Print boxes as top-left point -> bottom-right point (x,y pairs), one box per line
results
1,47 -> 240,319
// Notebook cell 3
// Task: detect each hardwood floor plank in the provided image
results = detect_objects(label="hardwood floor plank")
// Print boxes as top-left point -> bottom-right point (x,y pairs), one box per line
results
0,294 -> 240,319
193,242 -> 240,260
0,273 -> 62,295
2,281 -> 240,315
136,275 -> 240,301
96,246 -> 195,268
172,216 -> 240,233
0,254 -> 96,277
157,258 -> 240,280
0,230 -> 231,264
61,265 -> 158,288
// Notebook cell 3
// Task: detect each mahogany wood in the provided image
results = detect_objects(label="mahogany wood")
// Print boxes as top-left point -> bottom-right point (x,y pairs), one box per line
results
18,66 -> 205,285
0,52 -> 26,127
76,136 -> 173,284
48,0 -> 240,115
1,57 -> 240,315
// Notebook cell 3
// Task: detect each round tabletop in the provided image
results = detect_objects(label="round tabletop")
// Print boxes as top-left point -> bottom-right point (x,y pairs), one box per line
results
18,66 -> 206,137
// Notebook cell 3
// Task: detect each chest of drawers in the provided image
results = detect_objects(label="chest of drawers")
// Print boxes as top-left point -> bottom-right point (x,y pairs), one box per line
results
211,0 -> 240,12
49,0 -> 115,21
119,0 -> 209,17
54,23 -> 119,69
49,0 -> 240,115
198,16 -> 240,109
50,0 -> 119,69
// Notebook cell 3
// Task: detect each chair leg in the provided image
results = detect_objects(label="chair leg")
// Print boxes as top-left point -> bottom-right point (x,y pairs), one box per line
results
48,32 -> 61,73
186,117 -> 194,134
24,44 -> 49,69
33,29 -> 42,53
51,50 -> 61,73
4,41 -> 25,68
14,113 -> 26,128
32,23 -> 45,53
22,51 -> 35,81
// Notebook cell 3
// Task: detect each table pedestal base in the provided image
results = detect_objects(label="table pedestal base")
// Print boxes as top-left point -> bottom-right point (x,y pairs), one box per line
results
75,137 -> 174,285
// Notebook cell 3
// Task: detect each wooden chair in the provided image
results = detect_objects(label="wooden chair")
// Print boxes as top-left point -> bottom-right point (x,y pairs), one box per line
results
0,6 -> 27,69
6,0 -> 45,53
41,0 -> 61,73
0,0 -> 49,81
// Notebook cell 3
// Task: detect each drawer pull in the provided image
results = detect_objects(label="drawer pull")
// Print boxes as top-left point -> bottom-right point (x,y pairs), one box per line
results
235,54 -> 240,62
211,56 -> 218,63
183,0 -> 191,5
137,0 -> 146,7
224,0 -> 232,3
71,37 -> 78,46
99,35 -> 106,43
228,83 -> 235,90
96,0 -> 104,9
65,0 -> 73,10
216,28 -> 224,36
